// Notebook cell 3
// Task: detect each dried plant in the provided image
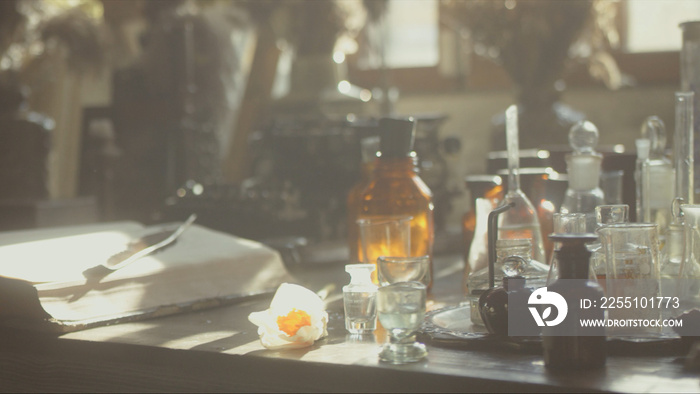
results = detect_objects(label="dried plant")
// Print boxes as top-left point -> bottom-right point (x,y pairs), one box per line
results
0,0 -> 105,78
443,0 -> 622,90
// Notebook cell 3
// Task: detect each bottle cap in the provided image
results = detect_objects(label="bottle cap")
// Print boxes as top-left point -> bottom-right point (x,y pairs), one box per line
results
345,264 -> 375,286
378,117 -> 415,158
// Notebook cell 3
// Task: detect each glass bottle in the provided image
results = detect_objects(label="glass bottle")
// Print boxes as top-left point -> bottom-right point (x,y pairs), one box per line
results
343,264 -> 378,334
674,91 -> 695,205
498,105 -> 546,263
638,116 -> 674,233
560,120 -> 605,232
357,117 -> 435,290
467,238 -> 548,326
543,234 -> 606,370
347,134 -> 380,263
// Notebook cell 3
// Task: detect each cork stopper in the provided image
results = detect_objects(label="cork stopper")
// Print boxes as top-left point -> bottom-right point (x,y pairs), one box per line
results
378,117 -> 415,158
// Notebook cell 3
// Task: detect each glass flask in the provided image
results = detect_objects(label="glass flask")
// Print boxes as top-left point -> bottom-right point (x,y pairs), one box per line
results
497,167 -> 558,263
543,234 -> 606,370
638,116 -> 674,234
357,117 -> 435,291
674,91 -> 695,205
560,121 -> 605,232
498,105 -> 546,263
467,238 -> 548,326
546,212 -> 587,284
347,134 -> 379,264
680,22 -> 700,198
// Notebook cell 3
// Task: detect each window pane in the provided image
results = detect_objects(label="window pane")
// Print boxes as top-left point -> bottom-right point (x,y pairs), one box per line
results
383,0 -> 438,68
627,0 -> 700,52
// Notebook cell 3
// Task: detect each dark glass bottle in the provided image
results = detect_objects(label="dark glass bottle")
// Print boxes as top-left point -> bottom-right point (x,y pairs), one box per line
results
356,117 -> 435,289
543,234 -> 606,370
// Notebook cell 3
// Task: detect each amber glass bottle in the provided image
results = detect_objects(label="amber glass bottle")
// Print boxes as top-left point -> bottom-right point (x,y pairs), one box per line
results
347,135 -> 379,264
356,117 -> 435,289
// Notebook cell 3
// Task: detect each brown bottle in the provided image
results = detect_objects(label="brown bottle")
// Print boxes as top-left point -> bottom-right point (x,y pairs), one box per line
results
356,117 -> 435,290
543,234 -> 606,370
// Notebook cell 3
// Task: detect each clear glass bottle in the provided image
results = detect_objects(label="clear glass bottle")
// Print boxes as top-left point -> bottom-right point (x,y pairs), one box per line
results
560,120 -> 605,232
343,264 -> 378,334
638,116 -> 674,233
543,234 -> 606,370
347,135 -> 379,264
356,117 -> 435,290
498,105 -> 546,263
467,238 -> 548,326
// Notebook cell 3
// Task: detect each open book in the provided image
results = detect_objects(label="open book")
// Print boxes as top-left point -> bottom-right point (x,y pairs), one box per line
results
0,220 -> 290,333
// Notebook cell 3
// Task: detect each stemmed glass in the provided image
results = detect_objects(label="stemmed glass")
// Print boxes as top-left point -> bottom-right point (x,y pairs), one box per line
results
377,281 -> 427,364
377,255 -> 430,287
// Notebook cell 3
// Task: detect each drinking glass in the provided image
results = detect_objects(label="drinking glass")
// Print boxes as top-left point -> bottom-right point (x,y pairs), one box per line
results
357,216 -> 411,283
377,282 -> 427,364
546,212 -> 587,284
598,223 -> 662,337
377,255 -> 430,287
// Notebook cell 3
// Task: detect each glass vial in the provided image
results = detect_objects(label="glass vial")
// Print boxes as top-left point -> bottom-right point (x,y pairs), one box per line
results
343,264 -> 378,334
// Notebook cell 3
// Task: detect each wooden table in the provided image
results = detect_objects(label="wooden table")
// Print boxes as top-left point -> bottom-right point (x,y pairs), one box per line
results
1,255 -> 699,393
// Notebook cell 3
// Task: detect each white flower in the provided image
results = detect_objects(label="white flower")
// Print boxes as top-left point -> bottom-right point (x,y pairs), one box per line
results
248,283 -> 329,349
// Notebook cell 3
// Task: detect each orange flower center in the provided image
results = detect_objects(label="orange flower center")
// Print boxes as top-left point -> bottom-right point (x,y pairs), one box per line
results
277,308 -> 312,336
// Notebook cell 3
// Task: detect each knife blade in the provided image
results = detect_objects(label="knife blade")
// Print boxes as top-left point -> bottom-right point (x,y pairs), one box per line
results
83,214 -> 196,278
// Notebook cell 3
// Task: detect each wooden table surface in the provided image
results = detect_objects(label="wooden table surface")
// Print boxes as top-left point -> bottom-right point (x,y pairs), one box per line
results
1,255 -> 699,393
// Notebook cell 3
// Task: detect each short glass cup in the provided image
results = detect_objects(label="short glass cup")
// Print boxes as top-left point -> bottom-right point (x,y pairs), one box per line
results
377,255 -> 430,288
377,281 -> 427,364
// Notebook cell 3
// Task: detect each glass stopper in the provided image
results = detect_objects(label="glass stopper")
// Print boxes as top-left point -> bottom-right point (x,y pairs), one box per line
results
569,120 -> 599,154
640,116 -> 666,157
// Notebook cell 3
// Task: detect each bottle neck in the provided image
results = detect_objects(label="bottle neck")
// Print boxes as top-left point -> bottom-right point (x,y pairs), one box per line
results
496,245 -> 531,263
374,155 -> 418,175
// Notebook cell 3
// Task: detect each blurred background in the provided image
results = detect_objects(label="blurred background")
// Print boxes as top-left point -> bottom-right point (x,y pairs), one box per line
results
0,0 -> 696,256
